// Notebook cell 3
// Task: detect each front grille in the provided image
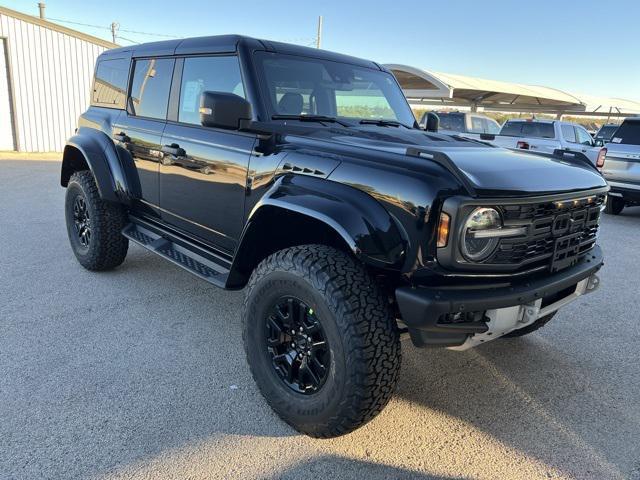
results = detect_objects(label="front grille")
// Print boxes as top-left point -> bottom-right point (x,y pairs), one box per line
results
486,193 -> 605,270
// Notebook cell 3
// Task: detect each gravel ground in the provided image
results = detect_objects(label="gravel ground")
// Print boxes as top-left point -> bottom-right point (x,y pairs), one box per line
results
1,159 -> 639,480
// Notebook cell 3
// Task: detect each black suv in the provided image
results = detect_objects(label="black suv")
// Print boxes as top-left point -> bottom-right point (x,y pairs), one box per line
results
61,35 -> 607,438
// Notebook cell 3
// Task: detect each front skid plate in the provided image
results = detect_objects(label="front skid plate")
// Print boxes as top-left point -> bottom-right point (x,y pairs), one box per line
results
447,273 -> 600,351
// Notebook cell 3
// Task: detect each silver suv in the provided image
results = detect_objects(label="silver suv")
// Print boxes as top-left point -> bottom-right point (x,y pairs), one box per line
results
601,117 -> 640,215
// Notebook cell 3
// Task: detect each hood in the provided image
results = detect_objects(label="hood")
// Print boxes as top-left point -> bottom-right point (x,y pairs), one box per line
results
285,125 -> 608,197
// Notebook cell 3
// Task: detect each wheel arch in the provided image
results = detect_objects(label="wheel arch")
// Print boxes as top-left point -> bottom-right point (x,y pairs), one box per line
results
61,129 -> 137,204
226,175 -> 407,288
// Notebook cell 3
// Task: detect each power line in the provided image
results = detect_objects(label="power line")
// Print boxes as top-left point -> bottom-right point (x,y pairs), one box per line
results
116,35 -> 140,45
48,16 -> 180,39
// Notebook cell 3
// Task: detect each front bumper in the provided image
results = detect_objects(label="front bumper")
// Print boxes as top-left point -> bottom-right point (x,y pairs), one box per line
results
396,246 -> 604,348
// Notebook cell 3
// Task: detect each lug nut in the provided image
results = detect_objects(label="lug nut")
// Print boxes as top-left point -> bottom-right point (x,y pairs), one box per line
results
299,327 -> 303,332
291,342 -> 295,347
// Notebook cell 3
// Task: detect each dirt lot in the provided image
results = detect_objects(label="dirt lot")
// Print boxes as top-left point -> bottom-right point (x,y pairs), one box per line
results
1,159 -> 639,479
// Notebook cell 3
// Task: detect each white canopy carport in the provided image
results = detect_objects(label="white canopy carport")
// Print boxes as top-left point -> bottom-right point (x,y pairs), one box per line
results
385,64 -> 640,117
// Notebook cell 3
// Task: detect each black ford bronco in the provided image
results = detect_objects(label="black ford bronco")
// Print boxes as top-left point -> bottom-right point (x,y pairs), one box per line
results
61,35 -> 607,438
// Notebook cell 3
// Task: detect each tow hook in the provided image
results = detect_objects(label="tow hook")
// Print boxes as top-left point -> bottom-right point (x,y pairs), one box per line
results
586,274 -> 601,292
520,302 -> 540,324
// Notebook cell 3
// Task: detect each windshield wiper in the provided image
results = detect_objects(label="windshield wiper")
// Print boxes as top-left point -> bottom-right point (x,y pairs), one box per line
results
359,119 -> 412,129
272,114 -> 351,127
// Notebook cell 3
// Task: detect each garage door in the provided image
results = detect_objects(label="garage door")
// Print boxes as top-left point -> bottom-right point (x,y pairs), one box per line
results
0,39 -> 15,150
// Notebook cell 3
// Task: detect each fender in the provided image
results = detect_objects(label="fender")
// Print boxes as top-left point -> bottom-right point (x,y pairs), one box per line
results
227,174 -> 408,287
62,128 -> 138,204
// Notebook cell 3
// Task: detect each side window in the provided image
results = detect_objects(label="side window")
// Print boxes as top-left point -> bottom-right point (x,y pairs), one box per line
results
93,58 -> 129,108
576,127 -> 593,146
470,116 -> 484,133
178,56 -> 245,126
484,118 -> 501,134
561,124 -> 577,143
129,58 -> 174,120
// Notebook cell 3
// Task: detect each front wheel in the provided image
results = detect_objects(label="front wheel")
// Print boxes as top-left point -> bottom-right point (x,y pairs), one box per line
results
242,245 -> 401,438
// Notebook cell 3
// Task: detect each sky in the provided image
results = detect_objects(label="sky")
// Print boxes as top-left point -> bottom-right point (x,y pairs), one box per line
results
5,0 -> 639,100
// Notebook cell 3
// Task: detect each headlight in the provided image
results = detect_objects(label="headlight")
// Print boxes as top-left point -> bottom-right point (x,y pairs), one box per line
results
460,207 -> 501,261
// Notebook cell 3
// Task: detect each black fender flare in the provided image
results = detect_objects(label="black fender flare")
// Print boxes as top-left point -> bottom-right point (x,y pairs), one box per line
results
61,128 -> 137,204
227,174 -> 407,287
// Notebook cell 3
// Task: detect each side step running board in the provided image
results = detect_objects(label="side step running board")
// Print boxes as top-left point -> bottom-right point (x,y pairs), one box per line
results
122,221 -> 230,288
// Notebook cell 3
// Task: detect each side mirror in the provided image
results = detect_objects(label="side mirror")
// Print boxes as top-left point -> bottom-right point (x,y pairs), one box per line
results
425,112 -> 439,132
594,138 -> 605,147
199,91 -> 252,130
480,133 -> 496,141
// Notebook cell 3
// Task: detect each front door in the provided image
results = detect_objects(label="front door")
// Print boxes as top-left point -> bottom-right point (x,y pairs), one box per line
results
113,57 -> 175,218
159,55 -> 255,253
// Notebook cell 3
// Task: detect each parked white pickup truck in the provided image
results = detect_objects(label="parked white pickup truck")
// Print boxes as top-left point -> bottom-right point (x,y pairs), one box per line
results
482,119 -> 606,166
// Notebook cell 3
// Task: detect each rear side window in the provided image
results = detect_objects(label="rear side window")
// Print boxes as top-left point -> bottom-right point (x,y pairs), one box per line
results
178,56 -> 245,126
129,58 -> 175,120
92,58 -> 129,108
611,121 -> 640,145
561,124 -> 576,143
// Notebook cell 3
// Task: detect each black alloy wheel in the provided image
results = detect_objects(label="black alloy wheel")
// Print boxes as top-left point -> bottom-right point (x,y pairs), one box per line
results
72,195 -> 92,248
265,296 -> 330,394
243,245 -> 401,438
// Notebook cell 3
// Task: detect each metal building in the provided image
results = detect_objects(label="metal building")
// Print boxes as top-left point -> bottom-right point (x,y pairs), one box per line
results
0,6 -> 116,152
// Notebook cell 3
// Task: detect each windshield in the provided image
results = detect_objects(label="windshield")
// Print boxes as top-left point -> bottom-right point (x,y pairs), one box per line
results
596,125 -> 618,140
255,52 -> 416,127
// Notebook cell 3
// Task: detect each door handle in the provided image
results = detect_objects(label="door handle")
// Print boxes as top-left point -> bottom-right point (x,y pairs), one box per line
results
161,143 -> 186,157
114,132 -> 130,143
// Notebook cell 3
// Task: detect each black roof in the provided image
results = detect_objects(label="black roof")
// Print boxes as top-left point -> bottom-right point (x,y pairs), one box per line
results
100,34 -> 381,70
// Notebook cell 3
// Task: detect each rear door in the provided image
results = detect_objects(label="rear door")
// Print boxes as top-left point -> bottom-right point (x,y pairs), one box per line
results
159,55 -> 256,253
113,57 -> 175,218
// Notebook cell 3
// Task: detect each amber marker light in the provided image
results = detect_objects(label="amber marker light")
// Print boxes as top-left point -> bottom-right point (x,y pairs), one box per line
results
437,212 -> 451,248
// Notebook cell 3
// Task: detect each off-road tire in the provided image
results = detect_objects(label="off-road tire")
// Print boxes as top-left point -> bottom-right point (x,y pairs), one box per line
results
502,312 -> 556,338
242,245 -> 401,438
65,171 -> 128,271
604,196 -> 625,215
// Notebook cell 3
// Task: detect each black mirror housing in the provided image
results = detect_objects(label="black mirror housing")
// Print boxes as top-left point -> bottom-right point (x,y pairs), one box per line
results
200,91 -> 252,130
425,112 -> 439,132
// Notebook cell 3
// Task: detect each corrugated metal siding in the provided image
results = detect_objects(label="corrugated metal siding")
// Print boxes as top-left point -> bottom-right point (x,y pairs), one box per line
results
0,12 -> 109,152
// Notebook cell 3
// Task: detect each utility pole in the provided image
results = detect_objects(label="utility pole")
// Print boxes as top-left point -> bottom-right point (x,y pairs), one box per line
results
110,22 -> 119,44
316,16 -> 323,49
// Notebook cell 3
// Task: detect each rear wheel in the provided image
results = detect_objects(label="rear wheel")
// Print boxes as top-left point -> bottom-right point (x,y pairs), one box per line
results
65,171 -> 128,271
604,196 -> 625,215
242,245 -> 401,438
